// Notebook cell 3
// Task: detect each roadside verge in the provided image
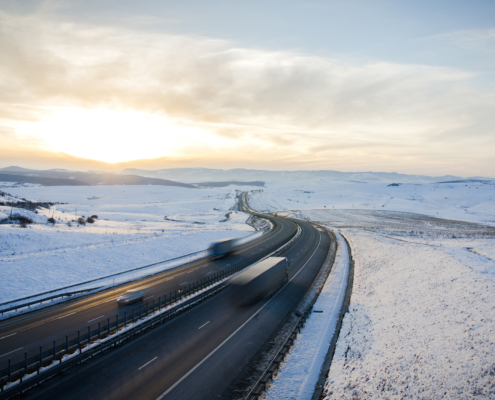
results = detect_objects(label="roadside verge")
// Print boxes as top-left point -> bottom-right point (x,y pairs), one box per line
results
260,230 -> 353,400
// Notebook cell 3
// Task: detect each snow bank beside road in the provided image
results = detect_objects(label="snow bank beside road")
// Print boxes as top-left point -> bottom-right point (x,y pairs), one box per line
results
324,231 -> 495,399
264,231 -> 349,400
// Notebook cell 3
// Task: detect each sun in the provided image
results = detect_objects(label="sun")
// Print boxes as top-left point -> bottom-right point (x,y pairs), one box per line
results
16,107 -> 214,164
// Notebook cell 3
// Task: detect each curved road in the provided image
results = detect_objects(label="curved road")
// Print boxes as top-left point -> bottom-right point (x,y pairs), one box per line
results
3,192 -> 332,400
0,195 -> 295,378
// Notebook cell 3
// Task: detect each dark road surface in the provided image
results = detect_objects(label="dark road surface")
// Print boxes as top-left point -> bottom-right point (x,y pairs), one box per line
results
2,192 -> 332,400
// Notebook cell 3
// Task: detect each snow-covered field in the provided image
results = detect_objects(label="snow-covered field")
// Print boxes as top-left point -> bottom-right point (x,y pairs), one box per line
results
324,230 -> 495,399
250,178 -> 495,399
249,179 -> 495,225
0,185 -> 255,303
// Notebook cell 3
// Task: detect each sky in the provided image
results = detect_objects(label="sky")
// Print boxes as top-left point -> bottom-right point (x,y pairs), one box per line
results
0,0 -> 494,176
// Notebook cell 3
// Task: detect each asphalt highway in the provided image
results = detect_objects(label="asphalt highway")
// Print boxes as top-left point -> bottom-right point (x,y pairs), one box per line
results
3,192 -> 332,400
0,195 -> 295,373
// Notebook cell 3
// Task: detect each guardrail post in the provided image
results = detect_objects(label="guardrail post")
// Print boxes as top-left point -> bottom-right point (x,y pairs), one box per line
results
98,322 -> 101,342
19,352 -> 26,382
7,358 -> 11,384
115,314 -> 118,333
169,293 -> 172,307
131,308 -> 134,324
38,346 -> 42,374
78,330 -> 81,354
88,326 -> 91,348
65,335 -> 68,361
53,340 -> 56,364
152,300 -> 155,315
107,318 -> 110,337
124,312 -> 127,329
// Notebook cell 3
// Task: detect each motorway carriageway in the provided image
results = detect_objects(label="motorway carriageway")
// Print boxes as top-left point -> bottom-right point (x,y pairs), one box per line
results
0,201 -> 295,372
4,194 -> 332,400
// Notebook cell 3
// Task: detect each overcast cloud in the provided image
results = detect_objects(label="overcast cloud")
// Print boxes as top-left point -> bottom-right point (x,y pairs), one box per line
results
0,5 -> 494,175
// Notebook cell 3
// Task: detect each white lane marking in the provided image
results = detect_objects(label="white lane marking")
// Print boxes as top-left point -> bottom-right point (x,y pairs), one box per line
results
103,297 -> 120,303
57,312 -> 76,319
198,321 -> 210,330
144,296 -> 155,300
0,347 -> 23,358
138,356 -> 158,370
26,322 -> 45,330
180,282 -> 188,285
156,228 -> 323,400
87,315 -> 105,323
187,270 -> 194,274
206,271 -> 214,275
0,333 -> 16,340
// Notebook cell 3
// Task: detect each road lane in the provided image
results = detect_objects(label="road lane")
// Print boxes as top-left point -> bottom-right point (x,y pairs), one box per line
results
0,210 -> 296,373
19,218 -> 331,400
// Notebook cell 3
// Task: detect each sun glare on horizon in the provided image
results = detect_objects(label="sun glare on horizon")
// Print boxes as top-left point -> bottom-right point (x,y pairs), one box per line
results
16,107 -> 218,164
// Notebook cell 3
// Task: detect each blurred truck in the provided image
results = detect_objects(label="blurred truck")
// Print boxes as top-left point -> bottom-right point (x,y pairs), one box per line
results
208,238 -> 238,258
229,256 -> 289,306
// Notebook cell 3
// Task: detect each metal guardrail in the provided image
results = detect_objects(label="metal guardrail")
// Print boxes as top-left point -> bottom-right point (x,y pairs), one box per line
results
0,218 -> 301,399
0,288 -> 102,315
0,250 -> 206,315
245,306 -> 314,399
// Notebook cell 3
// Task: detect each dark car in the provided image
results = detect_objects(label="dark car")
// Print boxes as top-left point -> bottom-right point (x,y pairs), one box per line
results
117,288 -> 145,305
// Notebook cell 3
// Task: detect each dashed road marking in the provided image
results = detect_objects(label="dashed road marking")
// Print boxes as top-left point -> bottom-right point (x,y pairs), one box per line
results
198,321 -> 210,330
58,312 -> 76,319
88,315 -> 104,323
0,333 -> 16,340
138,356 -> 158,370
0,347 -> 23,358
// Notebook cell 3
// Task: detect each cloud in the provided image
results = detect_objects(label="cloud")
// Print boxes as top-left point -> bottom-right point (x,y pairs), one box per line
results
432,28 -> 495,54
0,8 -> 494,175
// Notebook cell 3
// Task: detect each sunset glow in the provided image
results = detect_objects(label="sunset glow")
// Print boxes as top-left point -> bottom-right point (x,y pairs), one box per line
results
15,108 -> 222,163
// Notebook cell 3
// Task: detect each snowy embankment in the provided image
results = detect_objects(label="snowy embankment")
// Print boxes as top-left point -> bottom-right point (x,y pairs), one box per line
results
0,185 -> 256,303
263,231 -> 349,400
323,231 -> 495,399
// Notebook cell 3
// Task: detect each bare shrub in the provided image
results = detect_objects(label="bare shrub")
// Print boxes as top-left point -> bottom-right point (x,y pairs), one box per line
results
9,215 -> 33,225
86,217 -> 95,224
47,217 -> 56,225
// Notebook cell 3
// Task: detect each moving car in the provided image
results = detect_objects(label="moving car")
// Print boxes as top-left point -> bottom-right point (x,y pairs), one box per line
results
117,288 -> 146,305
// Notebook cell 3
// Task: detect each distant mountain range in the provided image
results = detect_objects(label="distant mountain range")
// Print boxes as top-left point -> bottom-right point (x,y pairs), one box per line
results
1,166 -> 493,187
121,167 -> 494,184
0,167 -> 196,188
